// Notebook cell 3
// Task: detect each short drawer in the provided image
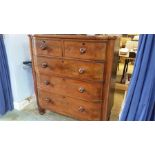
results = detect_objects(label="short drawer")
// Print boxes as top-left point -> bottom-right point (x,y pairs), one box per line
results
64,41 -> 107,60
37,75 -> 103,102
33,39 -> 62,57
34,57 -> 104,81
38,91 -> 102,120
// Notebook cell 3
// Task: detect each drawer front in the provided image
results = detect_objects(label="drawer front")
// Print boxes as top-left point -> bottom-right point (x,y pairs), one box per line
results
37,75 -> 103,102
34,57 -> 104,81
64,41 -> 106,60
34,39 -> 62,57
38,91 -> 102,120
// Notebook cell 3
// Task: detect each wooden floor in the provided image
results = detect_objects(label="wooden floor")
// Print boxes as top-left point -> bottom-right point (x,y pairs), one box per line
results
115,83 -> 128,91
110,90 -> 125,121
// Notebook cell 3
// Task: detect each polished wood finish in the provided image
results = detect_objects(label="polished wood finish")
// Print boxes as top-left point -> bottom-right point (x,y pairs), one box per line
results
29,34 -> 119,120
34,57 -> 104,81
64,41 -> 106,61
33,39 -> 62,57
33,34 -> 117,40
38,91 -> 102,121
37,74 -> 103,102
29,35 -> 45,114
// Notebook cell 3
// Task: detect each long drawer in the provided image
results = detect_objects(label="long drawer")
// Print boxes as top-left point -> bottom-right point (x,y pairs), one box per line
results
38,90 -> 102,120
64,40 -> 107,61
37,74 -> 103,102
34,56 -> 105,81
33,39 -> 62,57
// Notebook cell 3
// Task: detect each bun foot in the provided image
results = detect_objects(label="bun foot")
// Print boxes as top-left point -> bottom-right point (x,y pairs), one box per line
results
39,108 -> 45,115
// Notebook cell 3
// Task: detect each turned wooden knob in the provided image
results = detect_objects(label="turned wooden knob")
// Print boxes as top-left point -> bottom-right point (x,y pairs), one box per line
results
80,47 -> 86,54
44,80 -> 50,85
79,106 -> 85,112
79,68 -> 85,74
40,41 -> 47,50
41,63 -> 48,68
79,87 -> 85,93
44,97 -> 51,103
44,97 -> 54,104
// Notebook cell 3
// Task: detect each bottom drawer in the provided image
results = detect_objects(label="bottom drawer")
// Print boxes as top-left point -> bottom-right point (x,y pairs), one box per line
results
38,91 -> 102,120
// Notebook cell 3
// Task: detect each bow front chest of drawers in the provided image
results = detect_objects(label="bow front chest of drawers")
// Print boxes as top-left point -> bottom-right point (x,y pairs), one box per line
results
29,35 -> 119,121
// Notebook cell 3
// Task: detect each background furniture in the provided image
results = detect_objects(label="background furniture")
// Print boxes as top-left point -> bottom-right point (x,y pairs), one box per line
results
120,57 -> 136,84
29,35 -> 119,120
119,39 -> 138,84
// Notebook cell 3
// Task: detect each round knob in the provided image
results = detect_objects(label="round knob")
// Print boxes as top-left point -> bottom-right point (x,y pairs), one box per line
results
41,63 -> 48,68
79,68 -> 85,74
79,106 -> 85,112
79,87 -> 85,93
44,97 -> 54,104
80,48 -> 86,54
44,80 -> 50,85
40,41 -> 47,50
44,97 -> 51,103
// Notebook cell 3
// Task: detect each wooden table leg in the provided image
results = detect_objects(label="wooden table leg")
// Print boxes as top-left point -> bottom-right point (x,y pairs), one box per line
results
121,59 -> 129,83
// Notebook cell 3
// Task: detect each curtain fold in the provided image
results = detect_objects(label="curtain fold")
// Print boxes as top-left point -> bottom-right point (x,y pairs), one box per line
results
120,34 -> 155,121
0,34 -> 13,115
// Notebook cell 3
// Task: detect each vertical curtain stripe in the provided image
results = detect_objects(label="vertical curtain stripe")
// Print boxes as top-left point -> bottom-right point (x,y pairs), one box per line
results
0,34 -> 13,115
120,34 -> 155,121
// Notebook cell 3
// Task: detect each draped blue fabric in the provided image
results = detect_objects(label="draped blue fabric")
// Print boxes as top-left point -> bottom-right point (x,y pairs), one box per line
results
120,34 -> 155,121
0,35 -> 13,115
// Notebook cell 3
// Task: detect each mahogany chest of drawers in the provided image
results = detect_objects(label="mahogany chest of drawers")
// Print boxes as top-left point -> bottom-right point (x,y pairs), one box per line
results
29,35 -> 119,120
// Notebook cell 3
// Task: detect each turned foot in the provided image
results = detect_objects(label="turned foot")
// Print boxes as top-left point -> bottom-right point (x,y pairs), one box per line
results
39,108 -> 45,115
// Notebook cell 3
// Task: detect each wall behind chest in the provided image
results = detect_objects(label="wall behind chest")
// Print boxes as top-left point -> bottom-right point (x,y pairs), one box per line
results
3,34 -> 34,109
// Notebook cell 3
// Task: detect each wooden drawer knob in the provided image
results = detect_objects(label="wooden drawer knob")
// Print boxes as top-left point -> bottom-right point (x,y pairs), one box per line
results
79,106 -> 85,112
41,63 -> 48,68
79,68 -> 85,74
40,41 -> 47,50
79,87 -> 85,93
44,80 -> 50,85
44,97 -> 51,103
80,48 -> 86,54
44,97 -> 54,104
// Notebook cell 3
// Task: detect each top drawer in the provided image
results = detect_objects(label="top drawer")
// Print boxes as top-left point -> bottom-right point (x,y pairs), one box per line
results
64,41 -> 107,61
33,39 -> 62,57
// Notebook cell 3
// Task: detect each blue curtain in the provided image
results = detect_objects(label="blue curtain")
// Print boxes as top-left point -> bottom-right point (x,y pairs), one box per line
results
0,35 -> 14,115
120,34 -> 155,121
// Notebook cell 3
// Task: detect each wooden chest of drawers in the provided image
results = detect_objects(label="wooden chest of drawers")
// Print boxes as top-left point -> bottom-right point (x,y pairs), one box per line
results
29,35 -> 119,120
